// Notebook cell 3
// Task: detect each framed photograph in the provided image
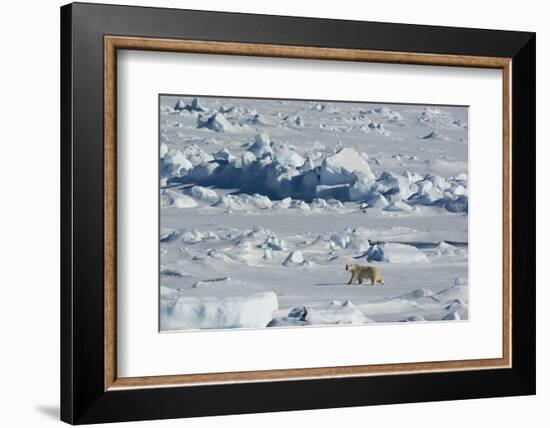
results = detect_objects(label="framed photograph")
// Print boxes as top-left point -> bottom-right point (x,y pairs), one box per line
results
61,2 -> 536,424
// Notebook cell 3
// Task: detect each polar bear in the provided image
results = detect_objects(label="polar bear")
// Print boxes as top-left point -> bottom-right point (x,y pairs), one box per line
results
345,264 -> 384,286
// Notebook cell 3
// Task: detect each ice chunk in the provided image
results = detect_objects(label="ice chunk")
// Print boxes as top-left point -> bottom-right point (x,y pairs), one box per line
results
173,98 -> 187,111
188,162 -> 220,182
259,236 -> 287,251
202,231 -> 219,241
191,277 -> 232,288
299,157 -> 316,172
451,119 -> 467,128
315,184 -> 349,201
421,130 -> 449,140
450,182 -> 467,196
160,142 -> 168,158
212,148 -> 236,163
402,170 -> 424,183
366,106 -> 403,122
236,151 -> 258,168
181,229 -> 203,243
320,148 -> 374,186
307,300 -> 371,325
251,194 -> 273,210
418,108 -> 453,126
161,291 -> 278,330
190,186 -> 219,204
215,195 -> 240,211
283,250 -> 305,266
205,249 -> 234,262
290,200 -> 311,210
442,311 -> 461,321
160,149 -> 193,179
408,187 -> 443,205
198,112 -> 236,132
454,277 -> 468,286
263,249 -> 274,260
311,198 -> 328,209
174,97 -> 205,112
264,163 -> 301,198
249,113 -> 272,126
160,230 -> 182,243
366,243 -> 429,263
436,241 -> 467,256
349,173 -> 375,201
159,228 -> 203,243
160,269 -> 186,278
181,144 -> 214,166
188,97 -> 203,111
384,200 -> 413,212
215,194 -> 272,211
366,121 -> 389,135
373,171 -> 417,201
443,195 -> 468,213
274,197 -> 292,209
160,286 -> 178,296
442,299 -> 468,320
274,147 -> 305,167
367,193 -> 390,209
348,236 -> 370,254
327,199 -> 344,208
444,299 -> 467,311
425,174 -> 450,190
160,189 -> 198,208
248,133 -> 273,159
286,115 -> 304,127
396,288 -> 437,301
269,301 -> 371,326
415,180 -> 434,194
266,306 -> 310,327
329,231 -> 350,249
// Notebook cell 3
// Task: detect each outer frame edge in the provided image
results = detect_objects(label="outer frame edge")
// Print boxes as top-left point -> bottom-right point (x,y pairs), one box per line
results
63,3 -> 536,424
510,33 -> 536,395
60,3 -> 75,425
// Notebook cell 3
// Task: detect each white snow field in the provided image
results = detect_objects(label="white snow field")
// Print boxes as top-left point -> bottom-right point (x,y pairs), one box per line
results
159,96 -> 469,331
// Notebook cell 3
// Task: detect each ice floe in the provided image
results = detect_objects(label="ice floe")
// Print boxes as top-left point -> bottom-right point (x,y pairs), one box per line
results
366,243 -> 429,264
161,289 -> 278,330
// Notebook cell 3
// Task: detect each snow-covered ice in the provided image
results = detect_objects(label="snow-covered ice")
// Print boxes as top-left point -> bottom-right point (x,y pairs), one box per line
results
160,189 -> 198,209
366,243 -> 429,264
161,288 -> 278,330
159,96 -> 469,331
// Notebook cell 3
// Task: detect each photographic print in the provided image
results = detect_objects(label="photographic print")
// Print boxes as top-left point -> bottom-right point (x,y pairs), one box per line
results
159,95 -> 469,332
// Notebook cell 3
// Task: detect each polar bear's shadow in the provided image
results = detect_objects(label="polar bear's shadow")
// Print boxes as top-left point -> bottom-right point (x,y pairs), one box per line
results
314,282 -> 348,286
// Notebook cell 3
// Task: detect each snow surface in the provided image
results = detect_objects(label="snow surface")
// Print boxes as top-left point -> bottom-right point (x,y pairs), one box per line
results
159,96 -> 469,331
